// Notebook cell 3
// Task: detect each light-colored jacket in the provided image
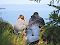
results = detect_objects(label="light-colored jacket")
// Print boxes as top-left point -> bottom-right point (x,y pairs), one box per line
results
26,15 -> 45,43
26,24 -> 40,42
14,18 -> 28,33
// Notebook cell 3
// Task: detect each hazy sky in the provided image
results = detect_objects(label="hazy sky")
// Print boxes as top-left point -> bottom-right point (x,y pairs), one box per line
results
0,0 -> 58,25
0,0 -> 51,4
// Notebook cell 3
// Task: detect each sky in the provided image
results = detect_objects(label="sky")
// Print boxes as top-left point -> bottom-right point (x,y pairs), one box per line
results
0,0 -> 50,4
0,0 -> 58,25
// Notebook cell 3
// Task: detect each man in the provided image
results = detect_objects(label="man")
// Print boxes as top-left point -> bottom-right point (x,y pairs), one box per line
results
26,12 -> 45,45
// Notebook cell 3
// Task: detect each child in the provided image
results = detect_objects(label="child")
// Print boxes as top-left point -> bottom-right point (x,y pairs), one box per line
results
14,15 -> 28,45
14,15 -> 28,35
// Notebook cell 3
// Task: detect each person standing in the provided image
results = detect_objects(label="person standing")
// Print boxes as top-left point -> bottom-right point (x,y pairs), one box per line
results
14,15 -> 28,35
26,12 -> 45,45
14,15 -> 28,45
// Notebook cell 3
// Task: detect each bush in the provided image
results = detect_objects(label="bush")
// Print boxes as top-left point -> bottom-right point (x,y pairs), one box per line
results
0,20 -> 24,45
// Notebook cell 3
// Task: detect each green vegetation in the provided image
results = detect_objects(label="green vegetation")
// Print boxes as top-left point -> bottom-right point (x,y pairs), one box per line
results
0,18 -> 24,45
44,11 -> 60,45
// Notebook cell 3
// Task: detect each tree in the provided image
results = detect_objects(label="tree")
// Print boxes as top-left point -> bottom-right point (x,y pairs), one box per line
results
44,8 -> 60,45
29,0 -> 60,3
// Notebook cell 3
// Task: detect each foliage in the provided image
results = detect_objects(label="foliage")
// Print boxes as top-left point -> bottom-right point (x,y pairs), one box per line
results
29,0 -> 60,3
45,10 -> 60,45
0,18 -> 24,45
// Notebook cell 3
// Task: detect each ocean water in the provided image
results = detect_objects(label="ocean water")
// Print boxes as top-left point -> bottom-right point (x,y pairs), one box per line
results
0,4 -> 56,25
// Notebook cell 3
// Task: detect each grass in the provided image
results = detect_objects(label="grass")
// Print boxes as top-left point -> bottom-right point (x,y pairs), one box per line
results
0,21 -> 58,45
